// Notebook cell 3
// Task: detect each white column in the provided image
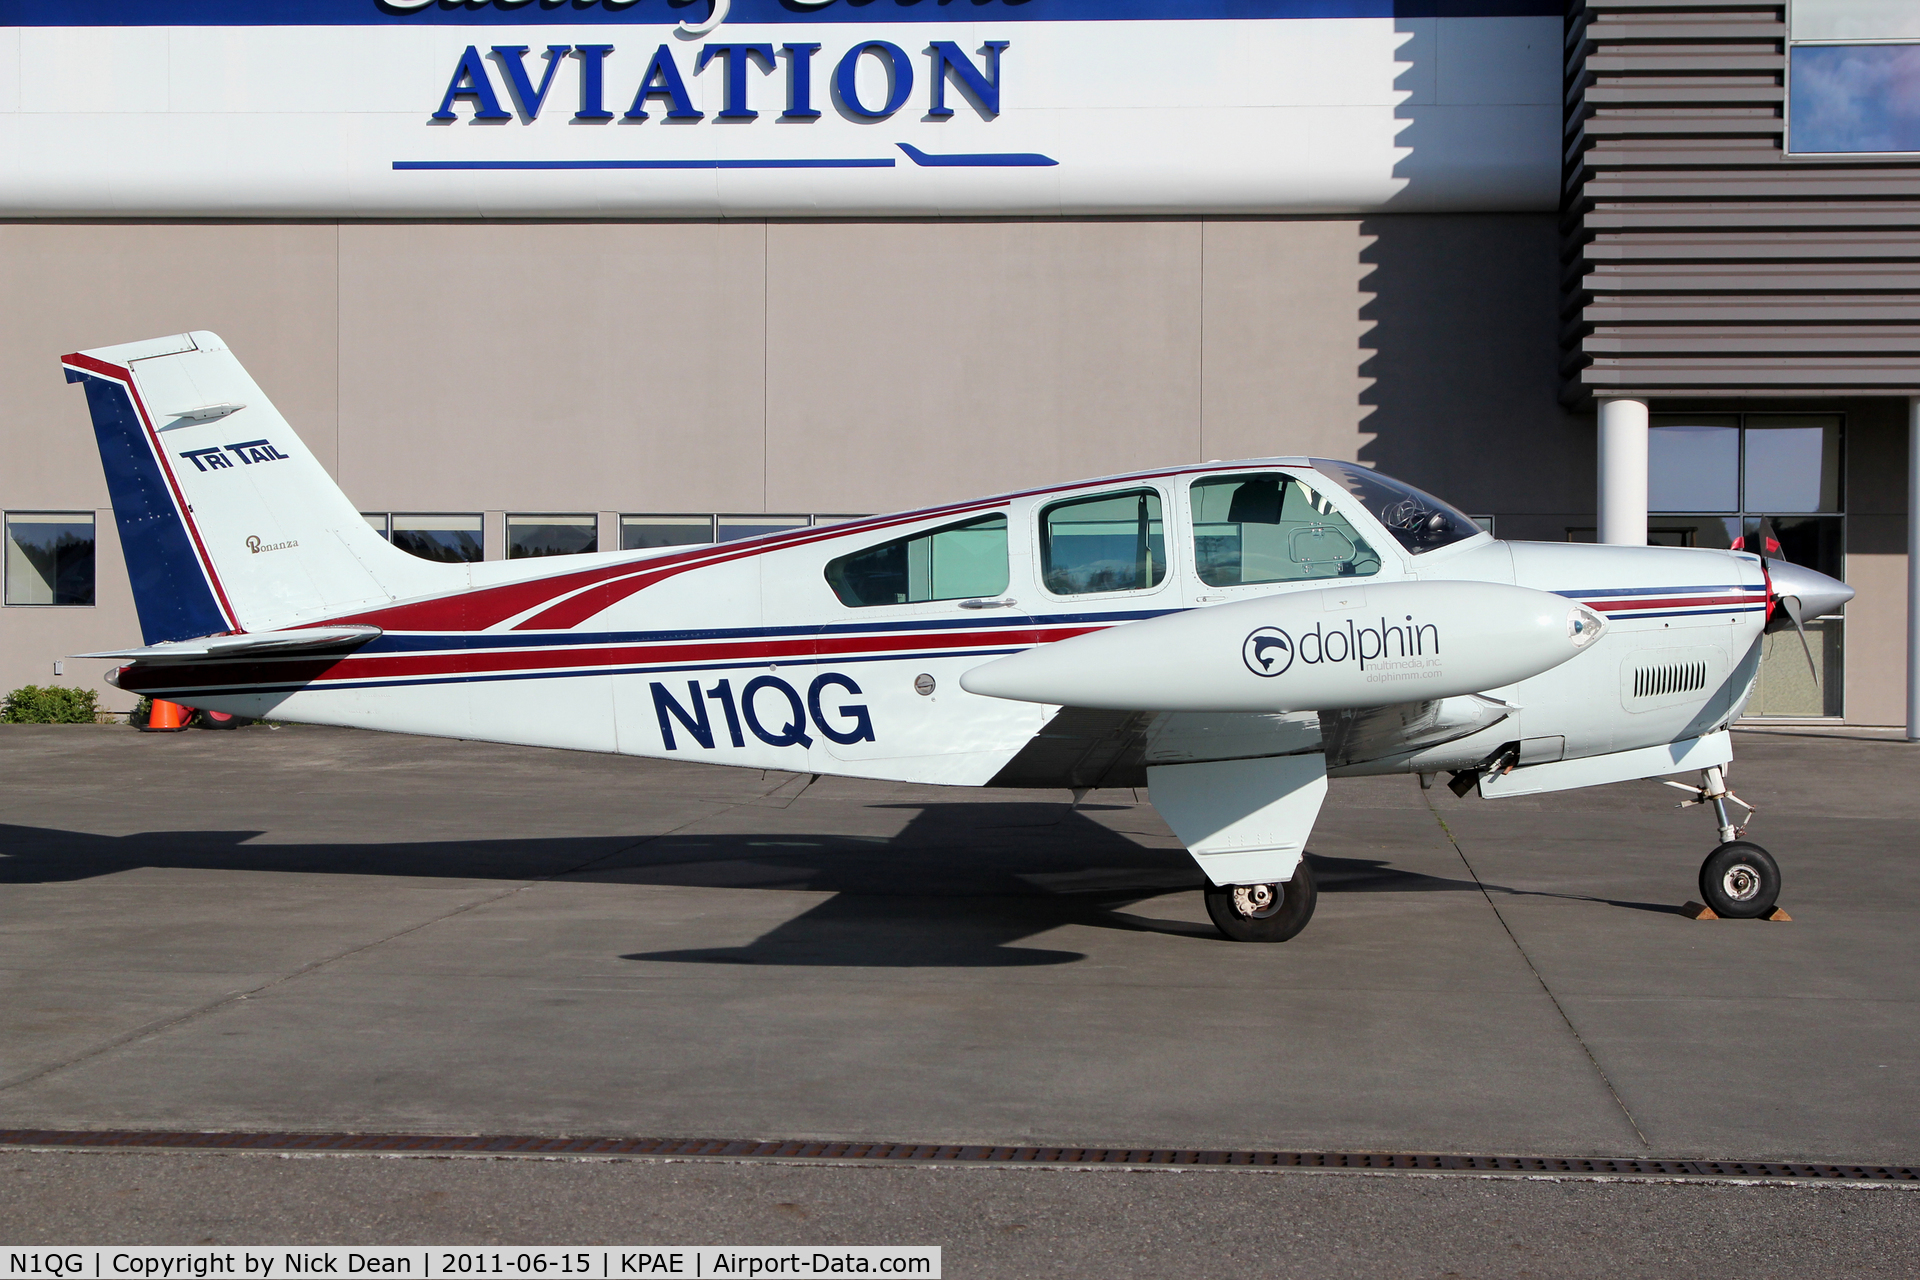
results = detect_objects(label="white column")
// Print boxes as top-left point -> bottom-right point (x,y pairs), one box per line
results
1598,397 -> 1650,546
1908,397 -> 1919,741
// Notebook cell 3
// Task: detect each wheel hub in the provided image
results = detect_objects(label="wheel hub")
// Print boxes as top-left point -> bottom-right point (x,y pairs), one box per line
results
1722,864 -> 1762,902
1232,883 -> 1285,919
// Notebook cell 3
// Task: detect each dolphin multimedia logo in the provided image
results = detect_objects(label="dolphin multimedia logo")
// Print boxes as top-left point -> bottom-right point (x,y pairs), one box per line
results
1242,627 -> 1294,677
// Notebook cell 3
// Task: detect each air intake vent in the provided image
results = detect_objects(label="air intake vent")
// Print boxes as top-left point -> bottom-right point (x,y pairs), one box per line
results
1632,661 -> 1707,700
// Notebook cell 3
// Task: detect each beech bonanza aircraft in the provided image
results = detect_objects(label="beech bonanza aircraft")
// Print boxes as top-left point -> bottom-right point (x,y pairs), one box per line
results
64,332 -> 1854,942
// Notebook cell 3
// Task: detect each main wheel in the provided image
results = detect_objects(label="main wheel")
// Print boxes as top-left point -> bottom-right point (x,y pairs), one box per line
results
1699,841 -> 1780,919
193,708 -> 247,730
1204,859 -> 1317,943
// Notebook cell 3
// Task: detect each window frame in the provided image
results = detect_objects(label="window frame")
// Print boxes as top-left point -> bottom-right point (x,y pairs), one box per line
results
1648,412 -> 1846,518
823,511 -> 1013,609
1785,0 -> 1920,158
3,510 -> 98,608
386,512 -> 486,564
1183,469 -> 1391,591
506,512 -> 599,560
1033,485 -> 1176,602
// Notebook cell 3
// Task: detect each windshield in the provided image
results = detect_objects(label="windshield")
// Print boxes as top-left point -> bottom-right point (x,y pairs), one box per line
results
1309,460 -> 1484,555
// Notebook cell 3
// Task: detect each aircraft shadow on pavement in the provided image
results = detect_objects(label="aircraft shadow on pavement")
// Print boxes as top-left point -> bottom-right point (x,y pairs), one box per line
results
0,804 -> 1507,968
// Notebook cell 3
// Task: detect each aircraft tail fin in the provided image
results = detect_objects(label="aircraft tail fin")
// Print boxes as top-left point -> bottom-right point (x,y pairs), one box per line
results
63,331 -> 459,644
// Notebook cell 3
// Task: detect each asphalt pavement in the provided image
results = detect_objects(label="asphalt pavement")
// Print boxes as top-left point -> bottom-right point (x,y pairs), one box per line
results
1,722 -> 1916,1270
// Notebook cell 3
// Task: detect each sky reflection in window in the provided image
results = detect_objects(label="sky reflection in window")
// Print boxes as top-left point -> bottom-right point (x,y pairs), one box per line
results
1790,44 -> 1920,153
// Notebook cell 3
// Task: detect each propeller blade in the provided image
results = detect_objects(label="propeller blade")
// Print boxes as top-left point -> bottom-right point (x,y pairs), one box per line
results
1779,593 -> 1819,681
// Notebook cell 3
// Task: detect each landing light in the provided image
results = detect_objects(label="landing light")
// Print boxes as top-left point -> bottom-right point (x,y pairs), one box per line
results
1568,605 -> 1606,649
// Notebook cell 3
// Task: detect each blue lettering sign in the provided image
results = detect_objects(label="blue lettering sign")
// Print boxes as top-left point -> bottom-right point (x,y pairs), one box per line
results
625,45 -> 703,120
574,44 -> 616,120
432,46 -> 511,121
493,44 -> 571,121
781,43 -> 822,121
652,680 -> 714,750
742,675 -> 813,748
927,41 -> 1008,118
697,44 -> 777,120
807,673 -> 875,746
649,672 -> 873,752
833,41 -> 913,120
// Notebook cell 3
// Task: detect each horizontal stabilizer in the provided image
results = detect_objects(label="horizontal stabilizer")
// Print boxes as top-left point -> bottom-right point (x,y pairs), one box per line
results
75,626 -> 382,663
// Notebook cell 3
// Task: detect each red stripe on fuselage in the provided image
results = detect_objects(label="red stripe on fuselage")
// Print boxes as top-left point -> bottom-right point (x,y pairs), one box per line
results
115,623 -> 1106,693
315,502 -> 1013,634
1589,594 -> 1758,613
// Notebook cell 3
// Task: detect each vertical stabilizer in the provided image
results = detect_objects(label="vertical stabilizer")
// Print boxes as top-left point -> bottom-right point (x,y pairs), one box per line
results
64,332 -> 460,643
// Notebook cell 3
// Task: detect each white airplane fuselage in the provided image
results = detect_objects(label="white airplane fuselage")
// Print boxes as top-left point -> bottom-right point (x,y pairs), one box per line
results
66,331 -> 1851,938
109,463 -> 1768,785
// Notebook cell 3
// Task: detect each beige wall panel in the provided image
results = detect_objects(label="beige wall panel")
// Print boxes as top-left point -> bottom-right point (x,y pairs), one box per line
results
336,223 -> 767,514
1349,214 -> 1583,518
763,221 -> 1202,515
1199,219 -> 1373,463
0,224 -> 341,506
0,509 -> 139,711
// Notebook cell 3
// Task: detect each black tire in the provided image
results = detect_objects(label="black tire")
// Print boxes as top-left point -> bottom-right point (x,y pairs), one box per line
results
1204,859 -> 1318,943
1699,841 -> 1780,919
193,708 -> 247,730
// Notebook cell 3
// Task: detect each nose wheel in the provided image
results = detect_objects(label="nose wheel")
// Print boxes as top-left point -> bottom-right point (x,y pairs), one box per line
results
1204,859 -> 1317,943
1669,765 -> 1783,919
1699,841 -> 1780,919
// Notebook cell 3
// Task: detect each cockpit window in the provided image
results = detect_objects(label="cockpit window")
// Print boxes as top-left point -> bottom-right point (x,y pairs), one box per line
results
1190,473 -> 1381,585
1310,460 -> 1484,555
825,514 -> 1009,607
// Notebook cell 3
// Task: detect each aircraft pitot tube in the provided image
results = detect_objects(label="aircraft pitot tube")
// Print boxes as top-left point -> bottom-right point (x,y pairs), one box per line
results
960,581 -> 1606,713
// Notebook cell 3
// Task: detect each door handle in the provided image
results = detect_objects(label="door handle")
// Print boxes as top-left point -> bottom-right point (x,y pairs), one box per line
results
958,597 -> 1018,610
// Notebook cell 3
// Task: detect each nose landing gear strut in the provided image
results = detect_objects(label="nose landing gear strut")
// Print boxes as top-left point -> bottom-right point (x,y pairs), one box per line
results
1667,765 -> 1780,919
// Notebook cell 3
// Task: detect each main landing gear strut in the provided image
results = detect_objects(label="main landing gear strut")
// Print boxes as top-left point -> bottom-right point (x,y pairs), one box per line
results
1667,765 -> 1780,919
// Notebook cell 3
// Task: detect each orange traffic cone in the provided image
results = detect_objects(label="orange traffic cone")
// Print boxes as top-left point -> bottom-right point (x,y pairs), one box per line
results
141,699 -> 190,733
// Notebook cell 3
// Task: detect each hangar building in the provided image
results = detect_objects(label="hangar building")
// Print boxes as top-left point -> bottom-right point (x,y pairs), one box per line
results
0,0 -> 1913,728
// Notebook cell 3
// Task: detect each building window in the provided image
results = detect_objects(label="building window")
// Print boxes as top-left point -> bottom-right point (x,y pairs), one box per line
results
1788,1 -> 1920,154
362,513 -> 390,540
1040,489 -> 1166,596
1648,413 -> 1845,717
825,514 -> 1009,607
394,514 -> 484,564
718,514 -> 809,543
508,514 -> 597,559
622,515 -> 715,550
4,512 -> 95,606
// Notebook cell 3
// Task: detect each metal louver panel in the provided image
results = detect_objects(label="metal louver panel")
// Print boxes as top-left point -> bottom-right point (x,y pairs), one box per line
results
1561,0 -> 1920,403
1632,660 -> 1709,699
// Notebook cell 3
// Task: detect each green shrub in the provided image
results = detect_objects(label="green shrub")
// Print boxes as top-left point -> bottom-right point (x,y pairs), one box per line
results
2,685 -> 101,724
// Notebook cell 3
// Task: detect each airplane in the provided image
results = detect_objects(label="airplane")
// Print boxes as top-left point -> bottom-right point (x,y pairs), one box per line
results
61,331 -> 1855,943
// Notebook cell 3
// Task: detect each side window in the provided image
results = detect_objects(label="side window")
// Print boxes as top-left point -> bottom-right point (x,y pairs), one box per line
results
1040,489 -> 1166,596
1190,473 -> 1380,586
825,514 -> 1009,607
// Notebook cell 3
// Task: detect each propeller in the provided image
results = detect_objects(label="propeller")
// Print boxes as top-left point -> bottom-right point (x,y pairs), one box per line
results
1743,515 -> 1819,682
